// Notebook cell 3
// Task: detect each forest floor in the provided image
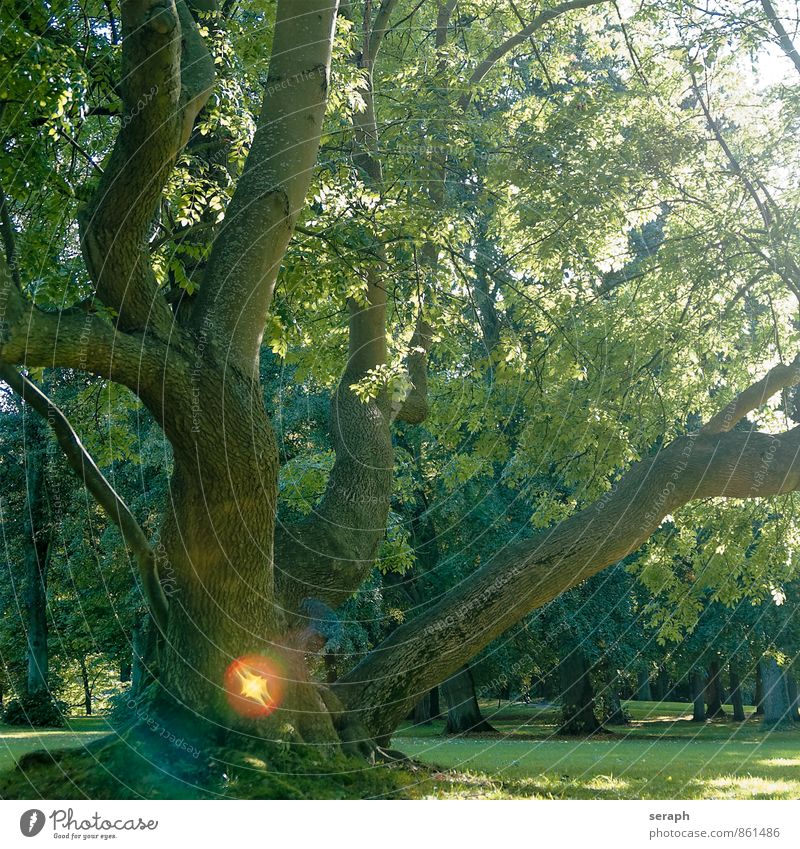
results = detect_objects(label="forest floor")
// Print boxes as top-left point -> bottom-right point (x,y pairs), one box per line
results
392,700 -> 800,798
0,701 -> 798,798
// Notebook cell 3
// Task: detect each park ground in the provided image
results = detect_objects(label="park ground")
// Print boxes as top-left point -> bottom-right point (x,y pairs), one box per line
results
1,700 -> 798,799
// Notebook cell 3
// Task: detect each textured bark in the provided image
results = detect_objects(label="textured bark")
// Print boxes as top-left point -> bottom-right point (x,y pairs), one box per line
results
755,663 -> 765,715
604,688 -> 629,725
441,667 -> 494,734
79,0 -> 214,338
691,670 -> 706,722
786,674 -> 800,722
275,0 -> 427,616
636,669 -> 652,701
705,659 -> 726,718
760,658 -> 792,726
192,0 -> 340,369
729,666 -> 746,722
558,643 -> 601,735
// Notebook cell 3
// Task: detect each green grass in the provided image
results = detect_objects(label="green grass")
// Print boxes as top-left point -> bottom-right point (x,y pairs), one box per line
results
392,700 -> 800,799
0,717 -> 111,776
2,703 -> 799,799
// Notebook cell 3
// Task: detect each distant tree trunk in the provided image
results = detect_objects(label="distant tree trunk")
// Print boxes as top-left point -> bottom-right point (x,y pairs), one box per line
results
729,666 -> 746,721
636,669 -> 652,701
760,658 -> 791,726
691,669 -> 706,721
23,423 -> 51,700
78,657 -> 92,717
119,662 -> 132,684
442,667 -> 494,734
755,664 -> 764,715
652,667 -> 669,701
604,688 -> 630,725
705,659 -> 726,718
785,674 -> 799,722
558,644 -> 601,734
429,685 -> 441,719
412,690 -> 433,726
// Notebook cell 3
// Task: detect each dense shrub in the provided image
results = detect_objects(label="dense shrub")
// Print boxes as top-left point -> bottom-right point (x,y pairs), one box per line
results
3,695 -> 66,728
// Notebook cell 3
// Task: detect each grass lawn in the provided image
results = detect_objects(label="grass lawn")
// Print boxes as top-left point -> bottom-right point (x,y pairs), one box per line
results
1,703 -> 798,799
392,700 -> 800,799
0,717 -> 112,779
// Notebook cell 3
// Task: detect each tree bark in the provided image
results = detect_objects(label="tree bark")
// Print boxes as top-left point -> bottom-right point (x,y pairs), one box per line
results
785,673 -> 799,722
558,643 -> 601,734
441,667 -> 495,734
636,669 -> 652,701
604,688 -> 629,725
729,666 -> 746,722
705,659 -> 727,718
691,669 -> 706,722
760,658 -> 792,726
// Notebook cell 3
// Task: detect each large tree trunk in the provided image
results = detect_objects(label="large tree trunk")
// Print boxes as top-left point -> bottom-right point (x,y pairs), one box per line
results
760,658 -> 792,726
23,421 -> 50,700
411,687 -> 441,726
691,669 -> 706,722
705,659 -> 727,718
152,370 -> 338,743
729,666 -> 746,721
558,643 -> 601,735
604,688 -> 630,725
652,667 -> 669,701
441,667 -> 494,734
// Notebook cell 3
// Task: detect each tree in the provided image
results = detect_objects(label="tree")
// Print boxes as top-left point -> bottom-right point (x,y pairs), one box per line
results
2,0 -> 800,793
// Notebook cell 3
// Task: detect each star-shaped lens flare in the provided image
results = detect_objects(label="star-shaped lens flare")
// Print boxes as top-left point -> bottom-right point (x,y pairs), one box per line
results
224,654 -> 285,719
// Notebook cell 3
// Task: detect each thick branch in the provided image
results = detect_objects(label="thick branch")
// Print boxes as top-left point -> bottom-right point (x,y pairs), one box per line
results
701,355 -> 800,435
0,364 -> 169,632
393,317 -> 432,423
458,0 -> 608,110
335,424 -> 800,737
191,0 -> 340,371
0,265 -> 184,416
365,0 -> 401,67
335,357 -> 800,737
79,0 -> 214,336
274,275 -> 393,616
762,0 -> 800,76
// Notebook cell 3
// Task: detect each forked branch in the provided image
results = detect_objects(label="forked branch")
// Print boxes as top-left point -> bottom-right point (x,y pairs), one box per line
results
79,0 -> 214,337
